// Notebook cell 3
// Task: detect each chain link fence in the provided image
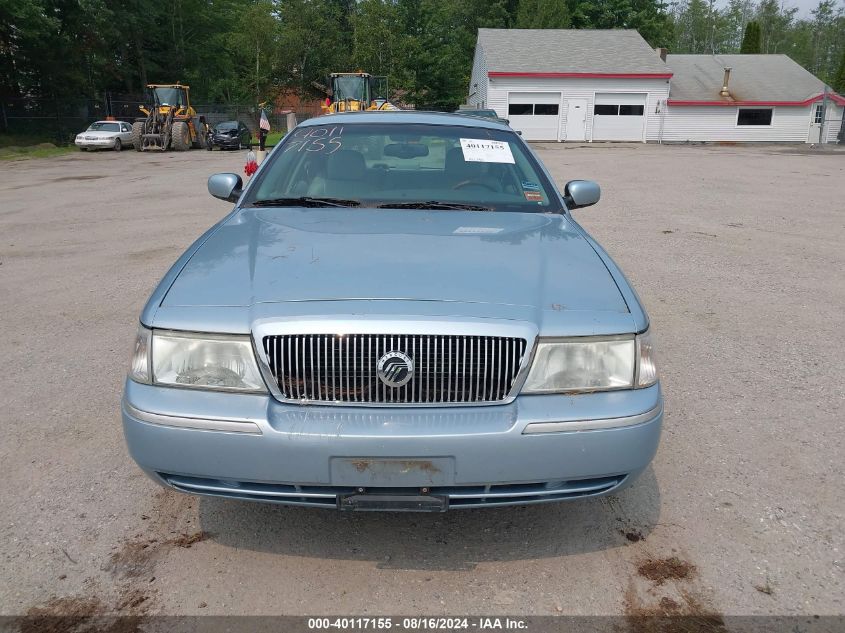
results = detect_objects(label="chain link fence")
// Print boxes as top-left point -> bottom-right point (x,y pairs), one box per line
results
1,95 -> 322,144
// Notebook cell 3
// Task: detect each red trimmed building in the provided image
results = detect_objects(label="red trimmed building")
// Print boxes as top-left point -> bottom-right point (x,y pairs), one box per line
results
662,54 -> 843,143
469,29 -> 844,143
470,29 -> 673,142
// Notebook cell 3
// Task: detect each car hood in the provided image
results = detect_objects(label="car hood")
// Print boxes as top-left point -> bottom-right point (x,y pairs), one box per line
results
162,208 -> 628,313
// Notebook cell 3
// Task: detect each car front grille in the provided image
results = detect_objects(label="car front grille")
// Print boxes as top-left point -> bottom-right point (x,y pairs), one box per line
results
262,334 -> 528,405
160,473 -> 625,508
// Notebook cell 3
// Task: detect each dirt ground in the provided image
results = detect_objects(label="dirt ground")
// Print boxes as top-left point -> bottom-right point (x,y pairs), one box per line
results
0,142 -> 842,624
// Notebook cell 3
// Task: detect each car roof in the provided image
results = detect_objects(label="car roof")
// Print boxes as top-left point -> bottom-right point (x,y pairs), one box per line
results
300,111 -> 511,131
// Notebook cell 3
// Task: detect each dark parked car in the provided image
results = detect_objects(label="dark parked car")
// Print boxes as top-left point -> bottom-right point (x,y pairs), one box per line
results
453,108 -> 509,126
207,120 -> 252,150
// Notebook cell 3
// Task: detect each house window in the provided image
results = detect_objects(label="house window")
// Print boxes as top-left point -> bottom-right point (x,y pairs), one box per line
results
814,104 -> 824,124
508,103 -> 559,116
619,104 -> 645,116
594,104 -> 618,116
534,103 -> 559,115
737,108 -> 773,126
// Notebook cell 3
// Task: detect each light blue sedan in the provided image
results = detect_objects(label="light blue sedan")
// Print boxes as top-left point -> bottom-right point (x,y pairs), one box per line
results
122,111 -> 662,511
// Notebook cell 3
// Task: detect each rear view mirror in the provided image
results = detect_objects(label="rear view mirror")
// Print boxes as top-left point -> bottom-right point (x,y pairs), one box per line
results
208,173 -> 243,203
563,180 -> 600,210
383,143 -> 429,159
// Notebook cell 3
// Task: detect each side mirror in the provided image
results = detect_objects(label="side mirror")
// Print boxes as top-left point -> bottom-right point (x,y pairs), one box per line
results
563,180 -> 600,210
208,173 -> 243,203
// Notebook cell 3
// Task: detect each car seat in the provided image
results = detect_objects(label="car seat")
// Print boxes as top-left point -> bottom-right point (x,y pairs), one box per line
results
319,149 -> 367,198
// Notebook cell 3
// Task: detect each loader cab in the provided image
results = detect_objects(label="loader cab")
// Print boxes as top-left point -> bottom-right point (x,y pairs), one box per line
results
326,73 -> 374,112
333,74 -> 371,104
146,84 -> 192,115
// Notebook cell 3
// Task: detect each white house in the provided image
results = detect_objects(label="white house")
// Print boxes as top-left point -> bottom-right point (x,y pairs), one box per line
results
468,29 -> 672,142
662,54 -> 844,144
468,29 -> 844,144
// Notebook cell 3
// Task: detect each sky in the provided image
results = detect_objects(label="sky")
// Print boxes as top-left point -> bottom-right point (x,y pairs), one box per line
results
746,0 -> 842,16
711,0 -> 842,17
786,0 -> 824,14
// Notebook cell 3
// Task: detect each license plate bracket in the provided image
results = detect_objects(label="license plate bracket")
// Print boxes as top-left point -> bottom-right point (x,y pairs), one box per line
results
338,493 -> 448,512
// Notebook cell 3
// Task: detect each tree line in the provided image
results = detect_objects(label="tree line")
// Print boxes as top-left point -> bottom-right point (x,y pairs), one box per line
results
1,0 -> 843,114
670,0 -> 845,86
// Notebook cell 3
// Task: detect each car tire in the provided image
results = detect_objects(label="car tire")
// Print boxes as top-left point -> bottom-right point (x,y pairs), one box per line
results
206,142 -> 213,151
114,138 -> 122,152
79,147 -> 87,151
171,121 -> 191,151
132,122 -> 143,151
194,124 -> 208,150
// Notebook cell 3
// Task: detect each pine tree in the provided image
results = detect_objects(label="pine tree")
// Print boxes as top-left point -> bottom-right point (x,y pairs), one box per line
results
515,0 -> 570,29
833,49 -> 845,94
740,21 -> 761,53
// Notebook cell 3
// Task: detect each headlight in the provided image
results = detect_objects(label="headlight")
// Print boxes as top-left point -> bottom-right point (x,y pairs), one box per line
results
129,327 -> 266,393
522,330 -> 658,394
522,336 -> 635,393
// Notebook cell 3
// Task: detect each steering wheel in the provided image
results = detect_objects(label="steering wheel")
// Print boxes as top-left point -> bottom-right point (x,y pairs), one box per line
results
452,179 -> 498,192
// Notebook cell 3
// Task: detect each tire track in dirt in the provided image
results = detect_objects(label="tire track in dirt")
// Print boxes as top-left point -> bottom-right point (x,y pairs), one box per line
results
17,488 -> 203,631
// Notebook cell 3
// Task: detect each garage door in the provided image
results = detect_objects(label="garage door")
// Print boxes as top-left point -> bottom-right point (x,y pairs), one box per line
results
507,92 -> 561,141
592,93 -> 646,141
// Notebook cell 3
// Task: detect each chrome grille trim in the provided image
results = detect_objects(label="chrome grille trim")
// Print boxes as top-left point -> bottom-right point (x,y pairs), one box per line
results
262,334 -> 528,406
160,473 -> 626,508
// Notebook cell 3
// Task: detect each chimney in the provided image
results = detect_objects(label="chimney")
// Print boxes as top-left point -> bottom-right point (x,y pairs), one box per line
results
720,67 -> 732,97
655,47 -> 668,62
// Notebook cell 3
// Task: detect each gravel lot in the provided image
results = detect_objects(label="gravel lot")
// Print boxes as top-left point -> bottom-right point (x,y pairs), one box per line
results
0,143 -> 843,624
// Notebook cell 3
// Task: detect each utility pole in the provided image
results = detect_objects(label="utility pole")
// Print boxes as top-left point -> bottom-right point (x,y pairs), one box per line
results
819,84 -> 829,144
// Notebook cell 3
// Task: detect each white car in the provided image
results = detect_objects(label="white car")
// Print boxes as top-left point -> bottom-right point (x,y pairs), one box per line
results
75,121 -> 134,151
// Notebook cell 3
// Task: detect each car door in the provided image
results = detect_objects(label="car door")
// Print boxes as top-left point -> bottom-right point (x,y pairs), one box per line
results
120,123 -> 133,142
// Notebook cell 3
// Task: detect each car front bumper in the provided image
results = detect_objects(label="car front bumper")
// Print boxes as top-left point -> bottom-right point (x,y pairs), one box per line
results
122,379 -> 662,510
210,137 -> 241,147
75,138 -> 117,148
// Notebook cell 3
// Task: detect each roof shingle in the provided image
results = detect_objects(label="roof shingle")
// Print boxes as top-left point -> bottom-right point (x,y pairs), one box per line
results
666,54 -> 830,103
477,29 -> 670,75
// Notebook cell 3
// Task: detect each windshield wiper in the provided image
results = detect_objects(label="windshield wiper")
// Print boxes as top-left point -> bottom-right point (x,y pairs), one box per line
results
376,201 -> 492,211
248,196 -> 361,208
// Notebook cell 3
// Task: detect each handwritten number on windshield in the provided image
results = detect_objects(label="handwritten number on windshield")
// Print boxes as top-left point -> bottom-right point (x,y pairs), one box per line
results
283,126 -> 343,154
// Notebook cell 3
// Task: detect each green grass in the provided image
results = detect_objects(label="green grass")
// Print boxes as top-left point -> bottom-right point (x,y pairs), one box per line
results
0,133 -> 56,148
263,131 -> 285,147
0,144 -> 75,161
0,133 -> 76,160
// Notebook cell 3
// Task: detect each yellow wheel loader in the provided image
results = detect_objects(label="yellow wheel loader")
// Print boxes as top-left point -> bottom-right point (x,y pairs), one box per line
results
132,84 -> 207,151
320,73 -> 399,114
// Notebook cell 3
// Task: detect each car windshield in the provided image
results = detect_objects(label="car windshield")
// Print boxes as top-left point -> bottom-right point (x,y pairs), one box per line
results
216,122 -> 237,131
245,122 -> 560,213
88,122 -> 119,132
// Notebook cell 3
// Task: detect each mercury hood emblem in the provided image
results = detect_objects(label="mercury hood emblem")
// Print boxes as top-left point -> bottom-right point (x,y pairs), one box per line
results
377,351 -> 414,388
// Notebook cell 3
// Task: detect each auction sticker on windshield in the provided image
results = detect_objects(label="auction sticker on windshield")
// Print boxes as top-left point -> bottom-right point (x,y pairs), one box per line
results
460,138 -> 515,164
